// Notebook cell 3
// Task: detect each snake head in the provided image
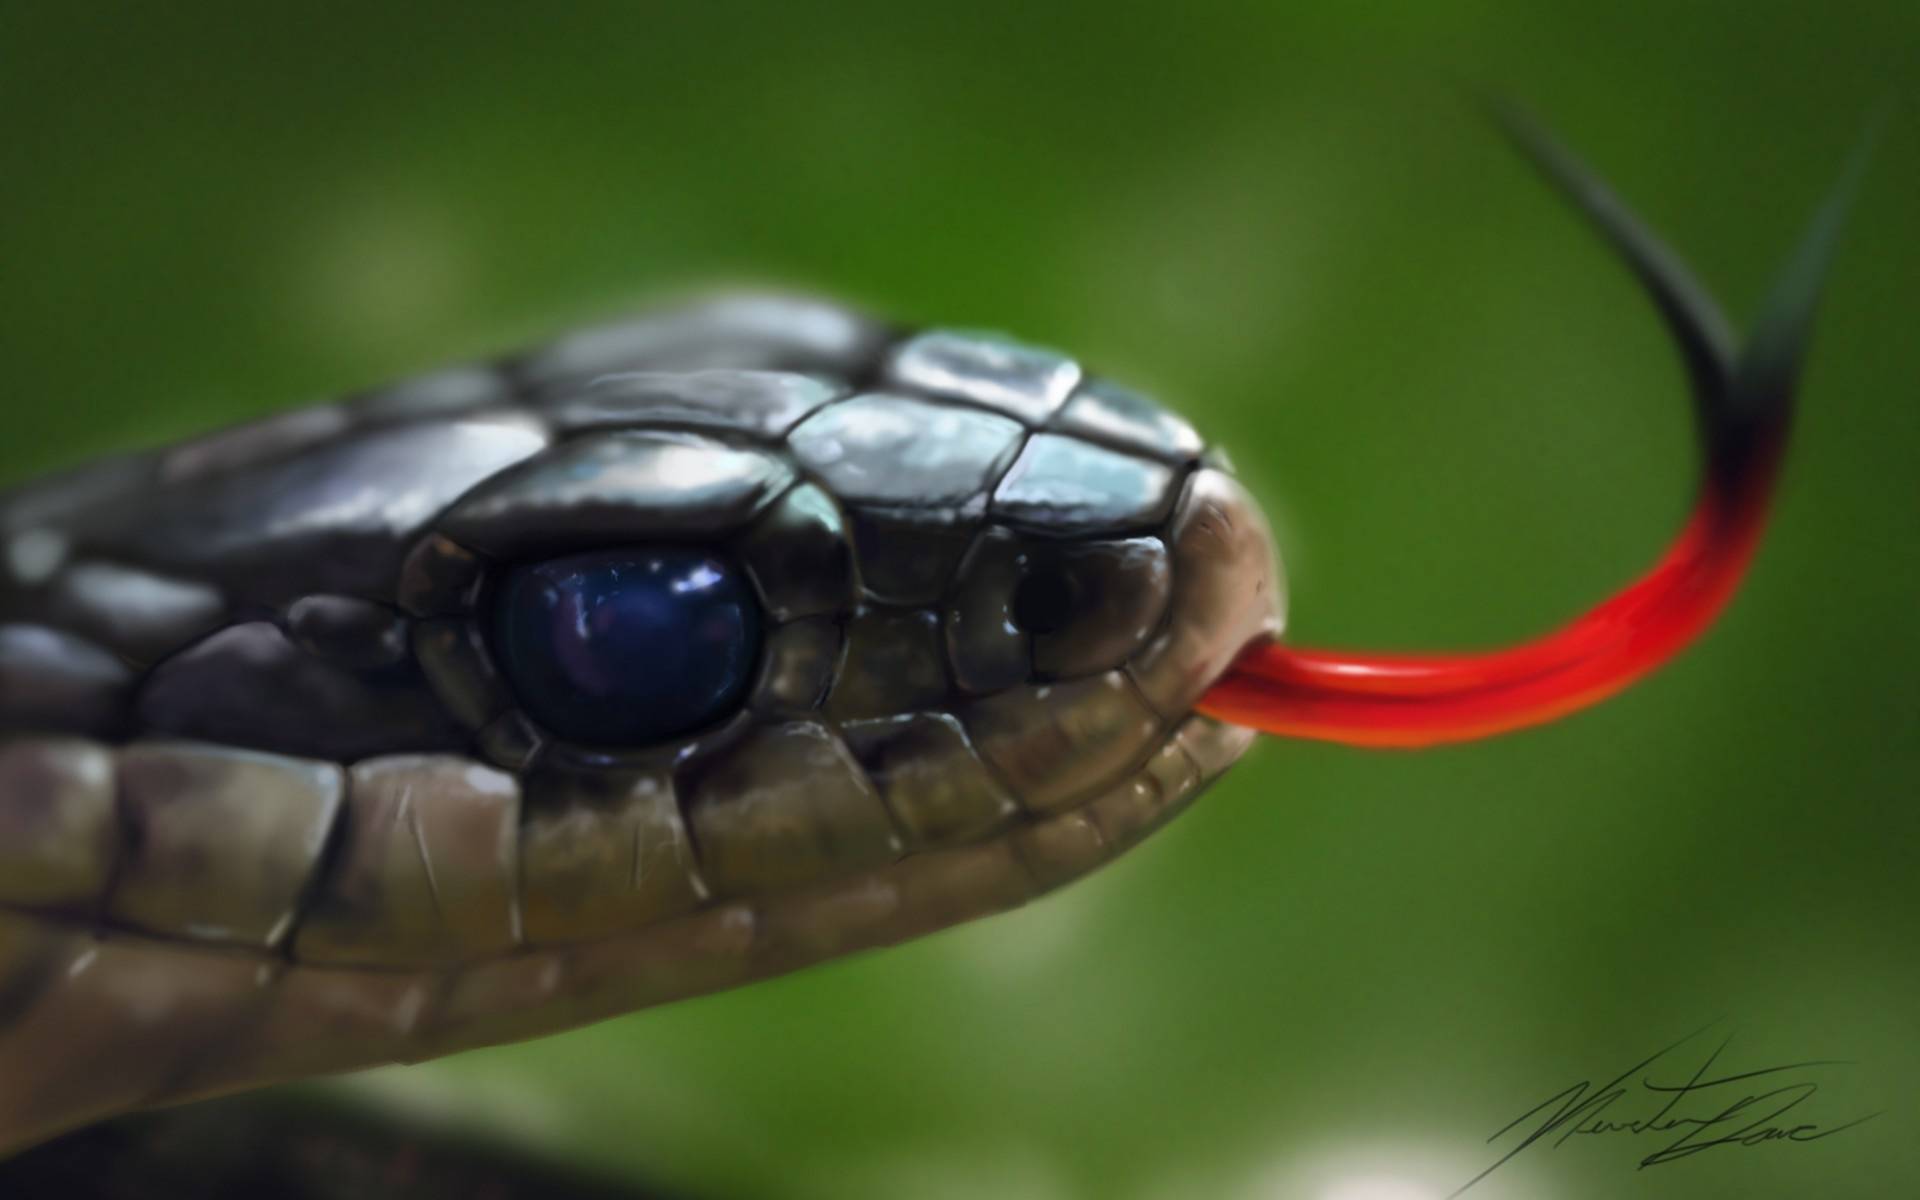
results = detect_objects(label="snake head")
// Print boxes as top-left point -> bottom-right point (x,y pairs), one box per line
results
0,292 -> 1283,1150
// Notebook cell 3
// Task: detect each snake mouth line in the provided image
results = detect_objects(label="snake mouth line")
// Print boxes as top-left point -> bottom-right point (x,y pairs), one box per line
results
1197,104 -> 1874,749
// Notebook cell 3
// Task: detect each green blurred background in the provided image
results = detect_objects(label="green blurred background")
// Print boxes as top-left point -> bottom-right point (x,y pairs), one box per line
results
2,4 -> 1915,1198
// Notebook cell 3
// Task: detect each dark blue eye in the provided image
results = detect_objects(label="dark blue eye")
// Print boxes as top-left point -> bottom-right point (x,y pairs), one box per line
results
490,547 -> 761,746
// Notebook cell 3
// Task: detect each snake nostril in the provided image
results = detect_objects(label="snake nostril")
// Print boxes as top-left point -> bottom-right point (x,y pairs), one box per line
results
1010,565 -> 1080,635
489,546 -> 761,746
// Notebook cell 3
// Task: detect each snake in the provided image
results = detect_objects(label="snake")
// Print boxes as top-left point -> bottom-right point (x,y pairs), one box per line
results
0,108 -> 1864,1157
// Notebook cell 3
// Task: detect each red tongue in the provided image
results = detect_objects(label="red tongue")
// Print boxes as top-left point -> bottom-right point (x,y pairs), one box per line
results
1196,104 -> 1871,749
1196,467 -> 1775,748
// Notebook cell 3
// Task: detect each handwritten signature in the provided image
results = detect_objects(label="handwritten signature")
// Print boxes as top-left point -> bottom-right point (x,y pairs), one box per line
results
1451,1024 -> 1880,1196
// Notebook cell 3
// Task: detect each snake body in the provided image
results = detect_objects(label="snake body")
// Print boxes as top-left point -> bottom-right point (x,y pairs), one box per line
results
0,294 -> 1280,1152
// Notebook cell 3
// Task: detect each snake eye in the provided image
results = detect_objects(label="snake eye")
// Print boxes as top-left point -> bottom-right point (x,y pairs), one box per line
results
489,547 -> 761,747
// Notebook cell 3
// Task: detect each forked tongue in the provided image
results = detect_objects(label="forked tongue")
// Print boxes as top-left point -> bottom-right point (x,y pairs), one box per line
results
1198,105 -> 1876,748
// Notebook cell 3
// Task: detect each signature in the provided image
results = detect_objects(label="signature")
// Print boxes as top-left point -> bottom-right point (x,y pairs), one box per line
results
1451,1024 -> 1880,1196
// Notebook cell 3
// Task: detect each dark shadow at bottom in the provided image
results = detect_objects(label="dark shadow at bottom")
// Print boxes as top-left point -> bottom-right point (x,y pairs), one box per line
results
0,1090 -> 695,1200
